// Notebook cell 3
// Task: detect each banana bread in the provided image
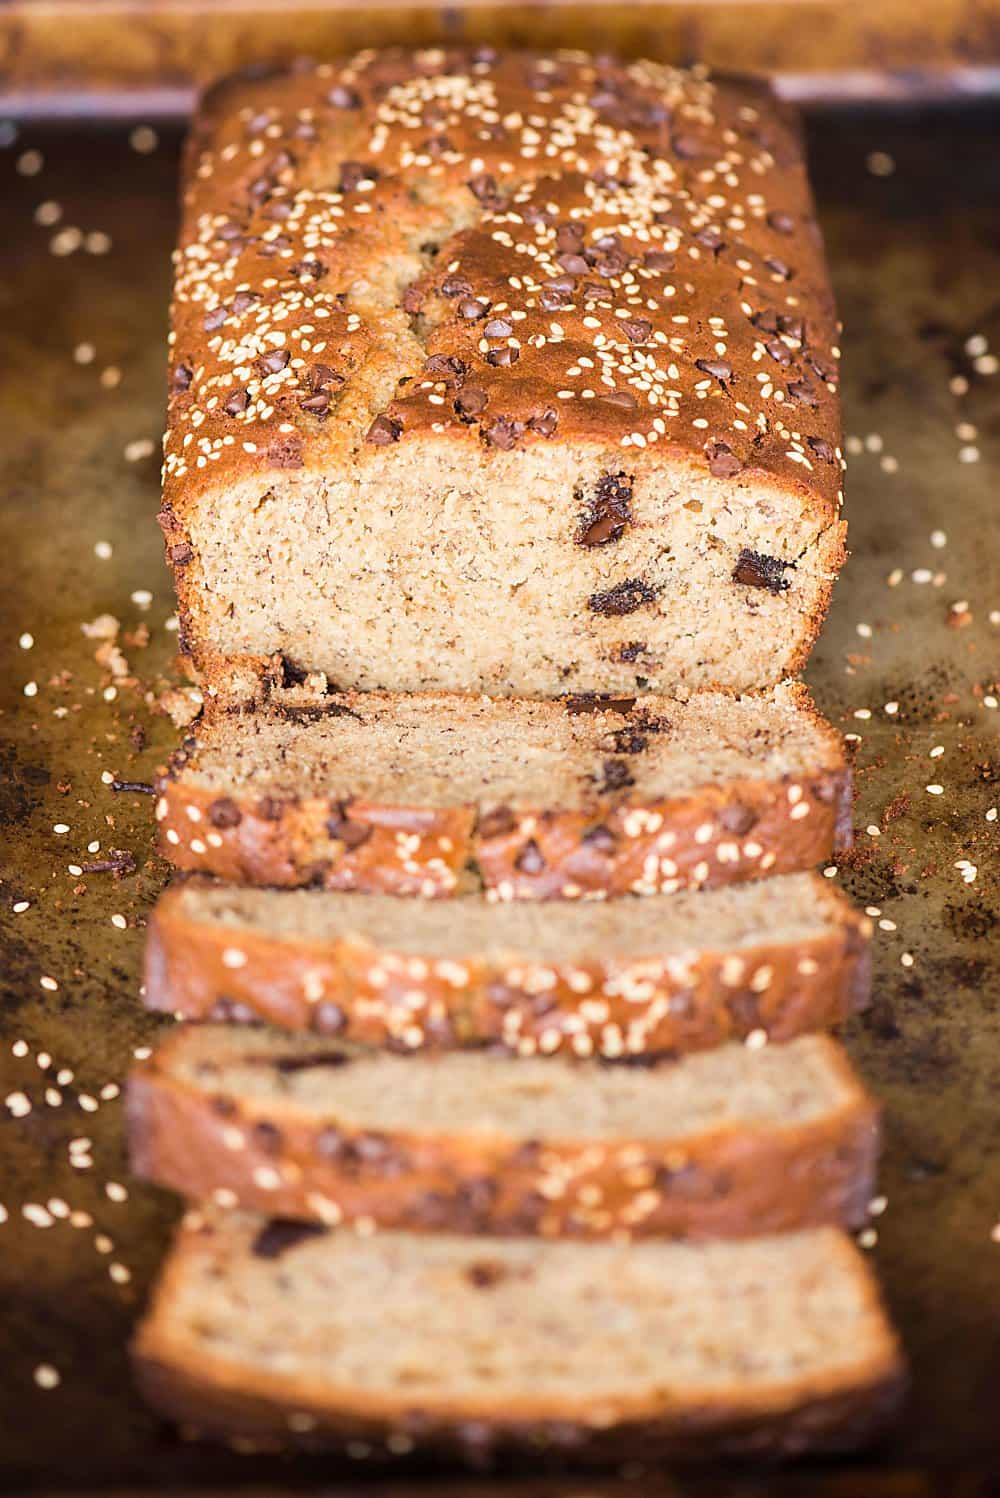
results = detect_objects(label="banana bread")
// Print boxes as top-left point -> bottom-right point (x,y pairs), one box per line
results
133,1212 -> 904,1464
160,47 -> 845,700
145,872 -> 870,1055
128,1027 -> 879,1239
155,684 -> 852,898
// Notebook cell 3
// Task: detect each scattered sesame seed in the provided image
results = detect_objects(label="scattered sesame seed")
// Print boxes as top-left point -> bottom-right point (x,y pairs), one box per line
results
94,541 -> 113,560
926,784 -> 944,796
19,632 -> 34,649
130,126 -> 159,154
17,149 -> 43,176
866,151 -> 895,177
33,1365 -> 60,1390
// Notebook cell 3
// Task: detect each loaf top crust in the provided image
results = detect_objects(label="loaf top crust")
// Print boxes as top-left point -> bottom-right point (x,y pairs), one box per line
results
162,47 -> 843,524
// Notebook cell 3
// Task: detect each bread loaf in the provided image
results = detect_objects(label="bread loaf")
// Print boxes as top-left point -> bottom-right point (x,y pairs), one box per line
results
160,48 -> 845,699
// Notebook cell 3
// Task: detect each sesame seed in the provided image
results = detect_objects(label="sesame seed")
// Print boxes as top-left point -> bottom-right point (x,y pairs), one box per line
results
33,1365 -> 60,1390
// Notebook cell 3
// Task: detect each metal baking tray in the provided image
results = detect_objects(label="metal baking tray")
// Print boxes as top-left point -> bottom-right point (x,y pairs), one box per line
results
0,49 -> 998,1498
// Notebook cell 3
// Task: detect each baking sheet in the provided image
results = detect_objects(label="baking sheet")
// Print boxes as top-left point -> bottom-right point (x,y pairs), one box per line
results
0,96 -> 998,1491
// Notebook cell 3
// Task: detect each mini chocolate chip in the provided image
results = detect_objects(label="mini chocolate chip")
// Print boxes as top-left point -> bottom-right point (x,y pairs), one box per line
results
313,1001 -> 348,1036
528,407 -> 558,436
224,389 -> 250,416
694,228 -> 725,254
768,211 -> 795,234
515,840 -> 546,874
477,805 -> 517,840
484,416 -> 524,450
365,414 -> 402,445
576,471 -> 632,547
643,250 -> 675,272
230,291 -> 258,315
455,387 -> 488,418
253,1120 -> 283,1154
486,346 -> 519,367
732,548 -> 796,593
457,297 -> 488,320
171,363 -> 193,393
720,802 -> 758,835
251,1220 -> 325,1259
588,578 -> 659,616
339,161 -> 378,193
582,823 -> 617,854
259,348 -> 290,374
311,364 -> 342,391
705,439 -> 743,479
695,358 -> 733,383
621,318 -> 652,344
208,796 -> 242,829
781,315 -> 806,341
807,435 -> 837,462
328,84 -> 361,108
597,758 -> 635,792
300,392 -> 331,418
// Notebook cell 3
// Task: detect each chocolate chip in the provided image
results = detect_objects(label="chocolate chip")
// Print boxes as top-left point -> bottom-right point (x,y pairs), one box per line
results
732,548 -> 795,593
486,345 -> 519,367
457,297 -> 488,321
726,990 -> 761,1032
582,823 -> 617,854
468,173 -> 502,207
621,318 -> 652,344
705,439 -> 743,479
253,1120 -> 283,1154
441,275 -> 472,299
251,1220 -> 325,1259
208,796 -> 242,829
477,805 -> 517,840
168,542 -> 194,565
557,252 -> 590,276
230,290 -> 258,315
310,363 -> 342,391
300,392 -> 331,418
466,1260 -> 506,1288
255,796 -> 286,822
575,471 -> 632,548
514,840 -> 546,874
528,407 -> 558,437
291,257 -> 327,281
643,250 -> 675,272
207,997 -> 259,1025
768,211 -> 795,234
484,416 -> 524,450
326,806 -> 373,848
609,727 -> 648,755
171,363 -> 193,393
483,317 -> 513,338
695,358 -> 733,383
672,135 -> 701,158
765,255 -> 792,279
807,435 -> 837,463
224,388 -> 250,416
555,223 -> 585,252
597,758 -> 635,793
259,349 -> 290,374
272,1050 -> 351,1073
603,389 -> 638,410
328,84 -> 361,108
424,353 -> 467,385
694,228 -> 725,255
787,380 -> 818,407
455,387 -> 488,418
422,134 -> 455,159
365,414 -> 402,445
338,161 -> 378,193
313,1001 -> 348,1036
588,577 -> 659,616
203,306 -> 227,331
765,338 -> 792,366
720,802 -> 758,835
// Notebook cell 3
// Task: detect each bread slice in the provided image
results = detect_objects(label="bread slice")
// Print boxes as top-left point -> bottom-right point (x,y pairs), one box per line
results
133,1211 -> 903,1464
155,684 -> 852,899
162,51 -> 846,702
145,872 -> 870,1057
128,1027 -> 878,1240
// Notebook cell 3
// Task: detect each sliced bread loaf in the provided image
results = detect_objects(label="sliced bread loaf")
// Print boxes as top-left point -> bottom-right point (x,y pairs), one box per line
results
128,1027 -> 878,1240
133,1212 -> 903,1464
145,872 -> 870,1056
155,684 -> 852,899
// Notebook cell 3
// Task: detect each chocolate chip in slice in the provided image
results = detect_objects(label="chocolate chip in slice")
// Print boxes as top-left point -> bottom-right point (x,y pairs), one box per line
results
732,548 -> 796,594
252,1220 -> 326,1259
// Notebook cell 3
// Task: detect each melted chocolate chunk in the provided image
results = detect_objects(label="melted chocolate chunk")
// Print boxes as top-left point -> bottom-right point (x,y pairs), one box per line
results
588,578 -> 659,616
484,415 -> 524,450
223,388 -> 250,416
313,1001 -> 348,1036
695,358 -> 733,383
514,840 -> 546,874
171,363 -> 193,393
582,823 -> 617,854
575,471 -> 633,548
251,1219 -> 326,1259
705,439 -> 743,479
365,414 -> 402,445
208,796 -> 242,829
732,548 -> 796,594
338,161 -> 379,193
719,802 -> 759,836
325,805 -> 373,849
528,407 -> 558,437
272,1049 -> 352,1073
477,805 -> 517,840
466,1260 -> 507,1288
597,758 -> 635,793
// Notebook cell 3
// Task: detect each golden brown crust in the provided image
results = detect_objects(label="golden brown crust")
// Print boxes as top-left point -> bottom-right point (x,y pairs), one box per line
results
127,1034 -> 880,1240
144,875 -> 871,1056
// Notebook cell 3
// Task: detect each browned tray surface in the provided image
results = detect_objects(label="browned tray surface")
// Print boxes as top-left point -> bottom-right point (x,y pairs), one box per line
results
0,98 -> 998,1491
